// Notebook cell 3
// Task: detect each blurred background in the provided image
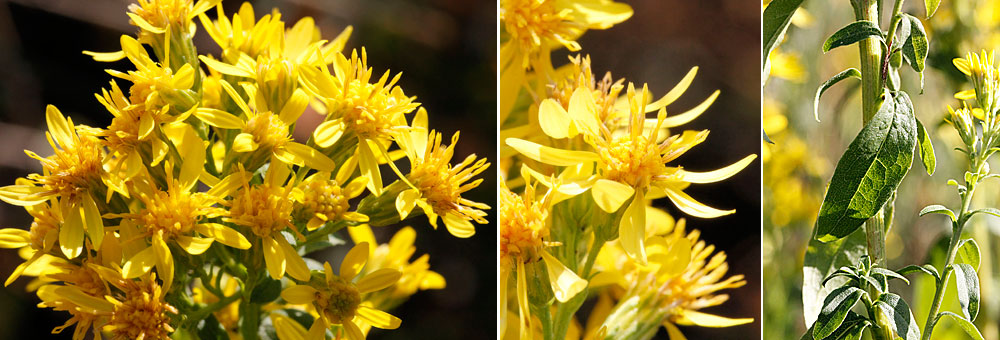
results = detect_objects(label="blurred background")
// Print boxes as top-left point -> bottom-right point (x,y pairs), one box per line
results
764,0 -> 1000,339
0,0 -> 494,339
552,0 -> 761,338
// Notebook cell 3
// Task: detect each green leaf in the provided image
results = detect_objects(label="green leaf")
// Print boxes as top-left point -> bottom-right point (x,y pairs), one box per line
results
763,129 -> 775,144
822,266 -> 860,288
803,227 -> 867,327
814,68 -> 862,122
925,0 -> 942,18
934,312 -> 985,340
816,92 -> 917,242
823,21 -> 884,52
250,277 -> 282,304
896,264 -> 940,281
969,207 -> 1000,219
763,0 -> 806,68
799,312 -> 869,340
952,263 -> 980,321
957,239 -> 981,270
915,119 -> 935,175
919,204 -> 955,221
874,293 -> 921,340
871,267 -> 910,285
901,14 -> 928,91
813,286 -> 865,339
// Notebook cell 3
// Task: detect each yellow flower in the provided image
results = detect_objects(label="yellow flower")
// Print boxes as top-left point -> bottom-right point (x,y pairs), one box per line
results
300,48 -> 421,195
498,176 -> 587,340
508,81 -> 755,263
223,163 -> 310,281
395,125 -> 490,238
500,0 -> 632,68
954,49 -> 1000,114
293,170 -> 370,231
280,242 -> 402,340
0,199 -> 61,285
88,35 -> 199,112
127,0 -> 219,35
113,160 -> 251,292
191,274 -> 242,338
591,219 -> 752,339
347,225 -> 446,311
193,79 -> 335,172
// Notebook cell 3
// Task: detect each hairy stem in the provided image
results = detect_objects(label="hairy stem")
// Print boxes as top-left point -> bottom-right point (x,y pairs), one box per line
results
922,180 -> 977,340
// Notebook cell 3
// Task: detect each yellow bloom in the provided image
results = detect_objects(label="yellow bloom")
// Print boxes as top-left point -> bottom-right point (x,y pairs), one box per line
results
191,274 -> 242,338
223,163 -> 310,281
293,170 -> 370,231
508,80 -> 755,263
90,35 -> 199,113
498,176 -> 587,340
500,0 -> 632,68
0,199 -> 61,285
347,225 -> 446,311
193,80 -> 335,172
280,242 -> 402,340
395,126 -> 490,238
592,219 -> 752,339
127,0 -> 218,35
954,49 -> 1000,114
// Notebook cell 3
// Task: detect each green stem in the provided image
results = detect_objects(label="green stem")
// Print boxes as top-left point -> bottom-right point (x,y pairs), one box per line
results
922,181 -> 977,340
188,292 -> 242,325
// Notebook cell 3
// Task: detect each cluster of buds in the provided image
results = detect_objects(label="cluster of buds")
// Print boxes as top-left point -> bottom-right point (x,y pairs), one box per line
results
0,1 -> 487,339
952,50 -> 1000,164
498,0 -> 754,339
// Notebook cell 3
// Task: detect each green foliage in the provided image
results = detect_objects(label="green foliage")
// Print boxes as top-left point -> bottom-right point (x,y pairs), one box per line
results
813,286 -> 865,339
803,228 -> 867,327
955,239 -> 981,270
950,263 -> 980,321
815,92 -> 916,242
915,119 -> 936,175
900,14 -> 929,90
823,21 -> 884,53
763,0 -> 807,67
933,312 -> 985,340
874,293 -> 920,340
815,68 -> 862,122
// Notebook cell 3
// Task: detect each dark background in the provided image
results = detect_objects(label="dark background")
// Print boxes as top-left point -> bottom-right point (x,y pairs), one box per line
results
558,0 -> 761,338
0,0 -> 494,339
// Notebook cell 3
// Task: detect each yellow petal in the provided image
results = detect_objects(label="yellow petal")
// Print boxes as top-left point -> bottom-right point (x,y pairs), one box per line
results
194,223 -> 250,249
174,64 -> 195,90
357,268 -> 402,294
219,79 -> 254,116
955,89 -> 976,100
540,250 -> 587,302
678,154 -> 756,183
207,173 -> 245,198
123,246 -> 157,279
278,89 -> 310,124
281,284 -> 319,304
538,99 -> 574,139
568,87 -> 601,136
272,313 -> 308,340
516,261 -> 531,340
357,306 -> 402,330
646,67 -> 698,112
0,185 -> 48,206
60,204 -> 85,259
82,50 -> 126,62
347,225 -> 376,258
313,119 -> 345,148
442,212 -> 476,238
388,226 -> 416,255
357,141 -> 383,195
195,108 -> 245,129
568,0 -> 633,28
199,55 -> 254,78
590,179 -> 634,213
138,113 -> 155,139
505,138 -> 599,166
126,12 -> 166,33
498,266 -> 510,340
675,309 -> 753,328
263,236 -> 287,280
395,189 -> 420,220
277,236 -> 311,281
341,242 -> 369,279
954,58 -> 971,75
420,271 -> 446,290
662,90 -> 719,128
0,229 -> 30,248
153,234 -> 174,291
343,320 -> 365,340
176,125 -> 208,191
177,235 -> 214,255
279,142 -> 336,171
663,322 -> 688,340
663,186 -> 734,218
53,286 -> 115,314
618,191 -> 647,264
45,105 -> 73,148
81,194 -> 104,249
233,133 -> 258,152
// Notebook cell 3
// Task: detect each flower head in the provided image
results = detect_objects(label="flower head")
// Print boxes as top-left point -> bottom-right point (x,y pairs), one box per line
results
293,171 -> 370,231
500,0 -> 632,68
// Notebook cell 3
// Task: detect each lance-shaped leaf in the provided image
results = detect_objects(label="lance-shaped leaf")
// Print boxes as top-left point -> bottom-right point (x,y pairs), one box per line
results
957,239 -> 981,270
815,68 -> 861,122
871,267 -> 909,285
874,293 -> 920,340
901,14 -> 929,91
925,0 -> 941,18
813,286 -> 865,339
816,92 -> 916,242
763,0 -> 806,67
934,312 -> 985,340
823,21 -> 884,52
952,263 -> 980,321
915,119 -> 935,175
919,204 -> 955,221
897,264 -> 940,281
799,311 -> 868,340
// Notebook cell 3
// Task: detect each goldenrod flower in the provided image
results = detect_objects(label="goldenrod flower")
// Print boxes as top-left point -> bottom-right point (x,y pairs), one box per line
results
500,0 -> 632,68
0,200 -> 61,285
954,49 -> 1000,114
347,225 -> 446,311
300,49 -> 420,194
508,81 -> 755,263
395,126 -> 490,238
87,35 -> 199,113
280,242 -> 402,340
193,80 -> 335,172
498,176 -> 587,340
592,219 -> 752,339
293,170 -> 370,231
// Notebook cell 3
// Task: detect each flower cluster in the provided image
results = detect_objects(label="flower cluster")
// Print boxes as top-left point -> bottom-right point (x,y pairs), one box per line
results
0,1 -> 487,339
499,1 -> 754,339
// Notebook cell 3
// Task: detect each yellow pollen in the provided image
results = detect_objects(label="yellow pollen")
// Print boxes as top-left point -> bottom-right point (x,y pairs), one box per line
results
137,187 -> 217,240
51,263 -> 107,298
244,111 -> 291,151
599,135 -> 667,188
316,277 -> 361,324
228,183 -> 294,238
499,187 -> 547,262
108,279 -> 177,340
296,180 -> 349,221
128,0 -> 192,29
550,56 -> 624,124
502,0 -> 578,54
330,50 -> 417,141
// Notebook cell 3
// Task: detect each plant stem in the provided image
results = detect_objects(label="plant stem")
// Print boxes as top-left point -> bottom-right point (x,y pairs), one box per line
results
921,181 -> 977,340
